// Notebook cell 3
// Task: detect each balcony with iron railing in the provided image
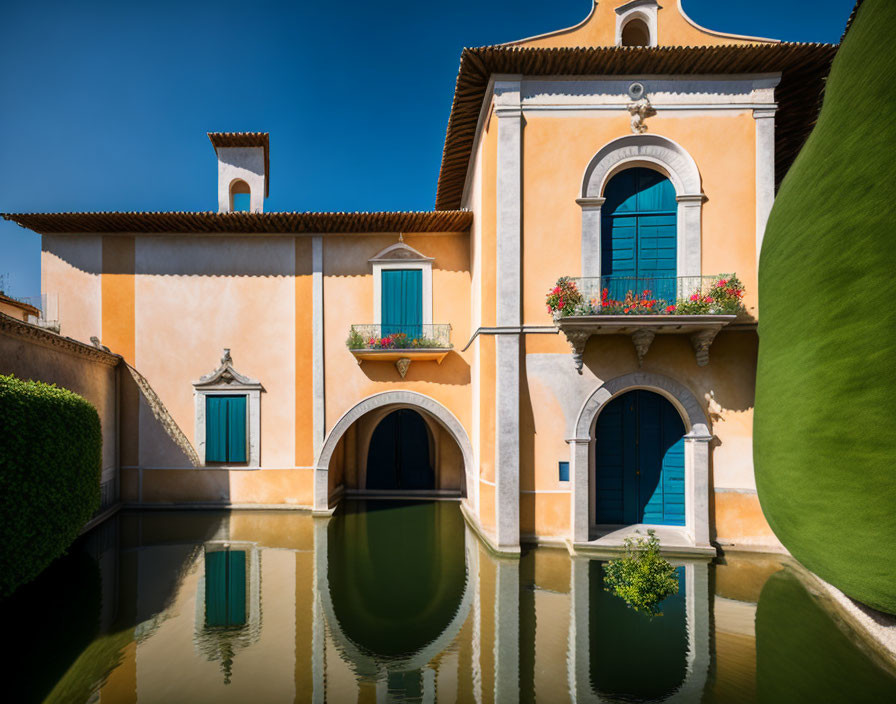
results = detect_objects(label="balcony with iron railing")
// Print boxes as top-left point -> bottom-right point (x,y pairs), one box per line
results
347,324 -> 453,377
547,275 -> 744,371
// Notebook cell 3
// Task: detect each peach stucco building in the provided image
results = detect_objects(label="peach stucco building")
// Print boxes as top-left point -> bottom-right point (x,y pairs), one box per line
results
3,2 -> 837,556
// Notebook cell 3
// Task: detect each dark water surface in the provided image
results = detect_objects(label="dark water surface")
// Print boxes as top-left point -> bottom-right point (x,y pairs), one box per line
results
5,500 -> 895,703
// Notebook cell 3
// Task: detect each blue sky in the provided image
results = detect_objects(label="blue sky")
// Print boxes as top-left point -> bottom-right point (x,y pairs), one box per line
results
0,0 -> 854,301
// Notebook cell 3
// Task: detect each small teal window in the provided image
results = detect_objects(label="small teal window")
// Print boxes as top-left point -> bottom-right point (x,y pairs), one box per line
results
205,549 -> 247,627
232,193 -> 251,212
230,179 -> 251,212
559,461 -> 570,482
206,395 -> 247,463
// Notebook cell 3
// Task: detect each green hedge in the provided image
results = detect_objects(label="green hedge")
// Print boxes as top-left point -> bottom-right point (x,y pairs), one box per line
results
0,374 -> 101,598
755,0 -> 896,614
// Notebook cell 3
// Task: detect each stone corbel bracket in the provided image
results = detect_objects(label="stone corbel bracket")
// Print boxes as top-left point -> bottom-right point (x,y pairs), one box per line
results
556,315 -> 736,372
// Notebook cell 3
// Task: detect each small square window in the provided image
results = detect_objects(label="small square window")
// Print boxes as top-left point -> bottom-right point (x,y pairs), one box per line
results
559,461 -> 570,482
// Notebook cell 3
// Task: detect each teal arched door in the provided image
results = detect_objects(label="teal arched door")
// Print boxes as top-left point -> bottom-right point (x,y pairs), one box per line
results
595,390 -> 686,526
601,167 -> 677,304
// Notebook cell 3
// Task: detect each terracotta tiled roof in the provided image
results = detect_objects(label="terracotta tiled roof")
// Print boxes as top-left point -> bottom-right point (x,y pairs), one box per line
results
434,42 -> 839,210
0,292 -> 40,317
1,210 -> 473,234
208,132 -> 270,195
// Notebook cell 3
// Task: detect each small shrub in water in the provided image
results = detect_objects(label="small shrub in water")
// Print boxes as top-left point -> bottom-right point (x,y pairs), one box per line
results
603,530 -> 679,615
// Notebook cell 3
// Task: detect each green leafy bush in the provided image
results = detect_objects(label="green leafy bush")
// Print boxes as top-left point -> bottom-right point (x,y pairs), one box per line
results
0,374 -> 101,598
603,530 -> 679,615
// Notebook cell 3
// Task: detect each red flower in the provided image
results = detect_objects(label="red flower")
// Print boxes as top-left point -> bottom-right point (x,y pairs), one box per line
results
665,305 -> 676,313
690,293 -> 699,301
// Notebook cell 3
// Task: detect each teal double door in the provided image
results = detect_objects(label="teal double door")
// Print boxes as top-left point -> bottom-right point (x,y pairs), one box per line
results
601,167 -> 678,304
382,269 -> 422,338
595,390 -> 686,526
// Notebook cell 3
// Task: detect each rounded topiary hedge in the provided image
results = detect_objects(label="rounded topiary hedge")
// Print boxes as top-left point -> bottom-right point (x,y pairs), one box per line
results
0,374 -> 101,598
755,0 -> 896,614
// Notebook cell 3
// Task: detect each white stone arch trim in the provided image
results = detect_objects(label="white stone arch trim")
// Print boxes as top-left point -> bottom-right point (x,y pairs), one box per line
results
615,1 -> 659,48
578,134 -> 705,281
370,242 -> 434,326
351,404 -> 441,491
568,372 -> 712,547
314,391 -> 474,511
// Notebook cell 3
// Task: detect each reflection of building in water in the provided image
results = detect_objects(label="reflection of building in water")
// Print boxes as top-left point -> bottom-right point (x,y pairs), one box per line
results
91,508 -> 719,703
568,558 -> 710,703
193,542 -> 262,683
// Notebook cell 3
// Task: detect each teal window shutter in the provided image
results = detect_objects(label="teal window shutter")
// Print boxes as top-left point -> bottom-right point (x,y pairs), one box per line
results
382,269 -> 422,338
206,396 -> 228,463
227,550 -> 247,626
227,396 -> 247,463
205,395 -> 247,463
205,549 -> 247,627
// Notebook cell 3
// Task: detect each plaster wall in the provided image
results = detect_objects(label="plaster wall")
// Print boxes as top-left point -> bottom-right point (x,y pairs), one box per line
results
132,235 -> 297,475
512,1 -> 775,49
521,110 -> 758,324
0,300 -> 30,320
321,232 -> 472,446
520,330 -> 763,539
42,234 -> 101,344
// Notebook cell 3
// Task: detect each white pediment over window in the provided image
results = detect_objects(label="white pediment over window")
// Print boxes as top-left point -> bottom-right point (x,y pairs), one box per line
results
192,349 -> 262,467
369,242 -> 434,264
193,348 -> 263,391
369,242 -> 434,326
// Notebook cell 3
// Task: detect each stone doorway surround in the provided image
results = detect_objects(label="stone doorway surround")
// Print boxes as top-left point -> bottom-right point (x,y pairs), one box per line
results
568,371 -> 714,555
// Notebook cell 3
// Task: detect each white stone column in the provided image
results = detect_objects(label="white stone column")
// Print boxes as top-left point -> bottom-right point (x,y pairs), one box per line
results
676,194 -> 705,281
577,197 -> 605,279
494,77 -> 522,551
312,236 -> 328,512
568,437 -> 591,543
494,557 -> 520,703
684,433 -> 712,547
568,557 -> 590,701
311,515 -> 330,703
754,107 -> 777,268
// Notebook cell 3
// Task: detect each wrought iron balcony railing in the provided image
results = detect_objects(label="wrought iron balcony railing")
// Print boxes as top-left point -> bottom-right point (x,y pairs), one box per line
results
347,324 -> 452,350
554,275 -> 743,317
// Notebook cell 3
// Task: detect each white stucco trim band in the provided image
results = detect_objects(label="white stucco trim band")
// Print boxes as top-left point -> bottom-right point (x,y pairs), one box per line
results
494,77 -> 523,550
754,105 -> 779,268
311,235 -> 327,512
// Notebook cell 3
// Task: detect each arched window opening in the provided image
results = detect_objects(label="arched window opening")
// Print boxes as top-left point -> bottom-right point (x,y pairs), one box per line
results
621,18 -> 651,47
230,179 -> 251,212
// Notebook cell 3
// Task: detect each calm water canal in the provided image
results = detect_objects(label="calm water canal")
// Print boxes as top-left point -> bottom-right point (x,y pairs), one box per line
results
6,500 -> 896,703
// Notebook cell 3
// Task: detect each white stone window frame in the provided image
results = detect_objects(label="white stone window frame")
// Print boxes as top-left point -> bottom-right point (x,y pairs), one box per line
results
577,133 -> 705,282
193,349 -> 263,468
370,242 -> 434,326
615,0 -> 660,48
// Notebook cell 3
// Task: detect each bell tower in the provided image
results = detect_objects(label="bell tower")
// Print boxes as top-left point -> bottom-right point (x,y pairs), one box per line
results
208,132 -> 269,213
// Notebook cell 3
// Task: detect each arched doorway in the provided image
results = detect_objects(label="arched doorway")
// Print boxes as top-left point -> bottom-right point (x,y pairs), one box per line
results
366,409 -> 435,491
594,389 -> 686,526
601,167 -> 678,305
